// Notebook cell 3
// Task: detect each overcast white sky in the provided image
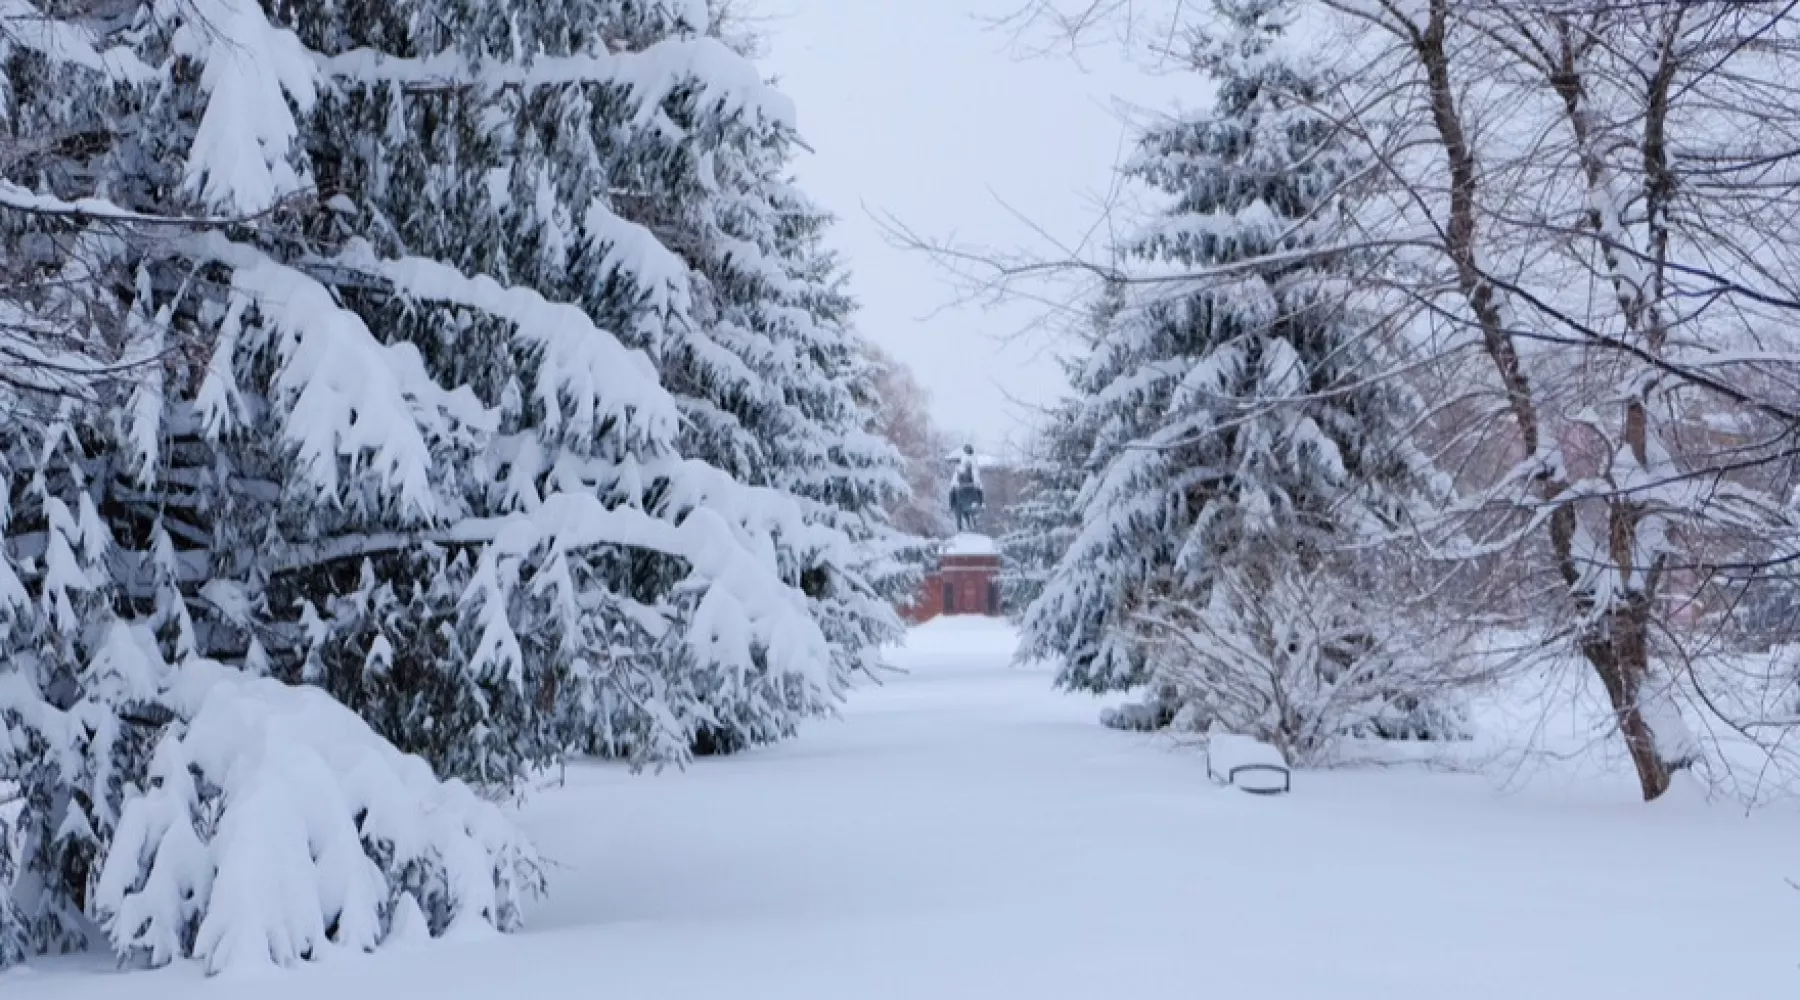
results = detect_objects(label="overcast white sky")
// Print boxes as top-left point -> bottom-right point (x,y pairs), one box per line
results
758,0 -> 1189,454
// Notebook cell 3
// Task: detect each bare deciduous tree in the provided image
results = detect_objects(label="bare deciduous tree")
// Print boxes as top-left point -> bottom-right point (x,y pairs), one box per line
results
1320,0 -> 1800,799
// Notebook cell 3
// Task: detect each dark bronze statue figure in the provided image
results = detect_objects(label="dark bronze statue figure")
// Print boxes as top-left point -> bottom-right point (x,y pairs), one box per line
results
948,444 -> 985,532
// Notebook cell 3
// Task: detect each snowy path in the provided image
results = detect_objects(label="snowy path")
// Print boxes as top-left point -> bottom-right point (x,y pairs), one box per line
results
12,617 -> 1798,998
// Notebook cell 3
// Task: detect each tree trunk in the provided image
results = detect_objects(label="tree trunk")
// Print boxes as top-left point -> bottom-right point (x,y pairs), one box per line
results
1407,0 -> 1686,802
1581,603 -> 1675,801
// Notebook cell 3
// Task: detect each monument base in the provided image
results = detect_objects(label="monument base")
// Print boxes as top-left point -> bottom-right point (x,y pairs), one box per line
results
905,534 -> 1002,623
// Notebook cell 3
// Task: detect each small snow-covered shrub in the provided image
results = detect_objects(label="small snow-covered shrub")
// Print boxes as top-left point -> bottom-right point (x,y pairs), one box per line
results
1135,561 -> 1474,766
93,660 -> 542,975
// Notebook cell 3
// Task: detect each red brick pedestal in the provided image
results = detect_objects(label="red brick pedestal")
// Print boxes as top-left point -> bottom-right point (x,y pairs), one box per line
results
904,535 -> 1001,623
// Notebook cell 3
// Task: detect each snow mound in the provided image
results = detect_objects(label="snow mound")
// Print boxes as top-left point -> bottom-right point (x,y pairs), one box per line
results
94,661 -> 542,976
942,533 -> 997,557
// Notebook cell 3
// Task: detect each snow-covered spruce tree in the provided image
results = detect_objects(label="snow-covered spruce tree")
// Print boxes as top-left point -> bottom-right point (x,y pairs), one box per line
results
0,0 -> 545,969
256,0 -> 879,771
272,0 -> 719,775
0,0 -> 847,974
0,2 -> 229,960
1018,0 -> 1454,759
999,290 -> 1116,620
999,394 -> 1089,620
735,185 -> 926,747
563,14 -> 920,757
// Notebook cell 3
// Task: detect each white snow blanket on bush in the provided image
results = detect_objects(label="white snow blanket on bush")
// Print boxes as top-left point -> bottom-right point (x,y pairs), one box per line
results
94,660 -> 542,976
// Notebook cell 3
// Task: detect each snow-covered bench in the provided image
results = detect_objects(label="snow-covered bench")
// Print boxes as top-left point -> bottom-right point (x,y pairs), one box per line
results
1206,733 -> 1291,794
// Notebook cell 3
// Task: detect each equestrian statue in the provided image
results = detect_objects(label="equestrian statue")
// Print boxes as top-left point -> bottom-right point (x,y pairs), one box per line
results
948,444 -> 985,532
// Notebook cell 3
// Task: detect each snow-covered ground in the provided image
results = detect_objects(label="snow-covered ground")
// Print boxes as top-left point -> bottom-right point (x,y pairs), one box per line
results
10,617 -> 1797,997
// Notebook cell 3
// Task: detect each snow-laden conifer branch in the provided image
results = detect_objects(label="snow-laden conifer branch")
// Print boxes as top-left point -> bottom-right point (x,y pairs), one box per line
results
190,234 -> 484,520
335,240 -> 679,450
0,0 -> 156,82
315,35 -> 795,128
0,181 -> 280,227
90,656 -> 543,974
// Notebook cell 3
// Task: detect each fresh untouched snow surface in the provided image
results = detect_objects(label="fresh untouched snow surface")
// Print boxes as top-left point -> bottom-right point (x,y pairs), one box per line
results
8,617 -> 1796,997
